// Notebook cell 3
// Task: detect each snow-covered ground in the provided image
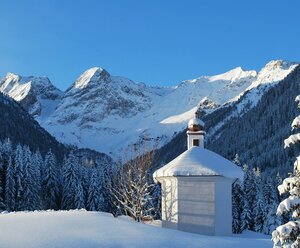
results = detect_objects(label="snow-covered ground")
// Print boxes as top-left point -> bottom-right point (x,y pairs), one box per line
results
0,210 -> 272,248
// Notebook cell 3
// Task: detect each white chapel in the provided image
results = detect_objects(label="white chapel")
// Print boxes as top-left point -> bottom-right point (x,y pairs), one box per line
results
153,111 -> 243,236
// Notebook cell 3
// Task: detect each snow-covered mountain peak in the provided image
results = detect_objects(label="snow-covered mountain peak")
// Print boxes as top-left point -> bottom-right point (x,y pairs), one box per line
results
0,73 -> 31,101
258,60 -> 297,78
209,66 -> 257,83
181,66 -> 257,88
2,73 -> 56,91
72,67 -> 109,90
221,60 -> 299,132
0,72 -> 62,118
6,72 -> 20,80
263,60 -> 295,71
247,60 -> 298,89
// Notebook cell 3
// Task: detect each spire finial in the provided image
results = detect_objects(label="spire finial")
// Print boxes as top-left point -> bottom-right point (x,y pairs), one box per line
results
188,110 -> 205,132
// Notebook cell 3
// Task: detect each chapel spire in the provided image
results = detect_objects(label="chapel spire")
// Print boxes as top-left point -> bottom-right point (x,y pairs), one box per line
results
187,109 -> 205,149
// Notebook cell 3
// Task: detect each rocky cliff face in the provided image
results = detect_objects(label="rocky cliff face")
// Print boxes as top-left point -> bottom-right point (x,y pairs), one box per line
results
50,67 -> 155,126
0,73 -> 62,119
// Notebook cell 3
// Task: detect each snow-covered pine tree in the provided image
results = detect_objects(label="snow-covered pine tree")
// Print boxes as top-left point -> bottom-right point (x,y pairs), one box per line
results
33,150 -> 43,187
20,146 -> 41,210
263,176 -> 282,235
103,162 -> 118,213
86,169 -> 104,211
151,183 -> 161,220
253,168 -> 265,233
81,166 -> 90,207
32,150 -> 43,208
241,164 -> 256,230
0,151 -> 5,210
0,139 -> 13,208
232,179 -> 243,233
74,179 -> 85,209
5,156 -> 15,211
42,150 -> 60,210
14,144 -> 24,211
241,193 -> 252,231
272,95 -> 300,247
61,152 -> 85,210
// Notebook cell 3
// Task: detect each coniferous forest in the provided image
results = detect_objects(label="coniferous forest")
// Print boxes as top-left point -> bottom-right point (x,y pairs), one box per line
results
0,141 -> 109,212
0,139 -> 160,222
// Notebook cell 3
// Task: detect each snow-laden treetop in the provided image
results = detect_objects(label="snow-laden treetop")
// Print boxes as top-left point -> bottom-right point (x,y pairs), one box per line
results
153,146 -> 243,181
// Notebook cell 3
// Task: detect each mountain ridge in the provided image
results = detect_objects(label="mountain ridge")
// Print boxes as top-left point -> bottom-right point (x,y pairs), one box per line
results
0,59 -> 298,158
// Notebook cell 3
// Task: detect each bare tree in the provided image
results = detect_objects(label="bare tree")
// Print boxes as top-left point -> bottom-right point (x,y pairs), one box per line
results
108,141 -> 157,222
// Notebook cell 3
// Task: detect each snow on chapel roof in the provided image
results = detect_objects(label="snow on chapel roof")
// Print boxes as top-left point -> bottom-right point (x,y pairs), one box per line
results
153,146 -> 243,181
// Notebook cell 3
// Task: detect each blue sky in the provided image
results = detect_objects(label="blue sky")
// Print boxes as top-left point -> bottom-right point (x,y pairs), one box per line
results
0,0 -> 299,90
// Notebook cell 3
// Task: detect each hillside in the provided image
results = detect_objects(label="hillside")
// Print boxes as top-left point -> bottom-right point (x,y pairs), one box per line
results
0,92 -> 66,160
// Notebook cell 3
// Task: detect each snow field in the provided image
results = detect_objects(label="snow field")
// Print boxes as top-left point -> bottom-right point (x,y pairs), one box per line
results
0,210 -> 272,248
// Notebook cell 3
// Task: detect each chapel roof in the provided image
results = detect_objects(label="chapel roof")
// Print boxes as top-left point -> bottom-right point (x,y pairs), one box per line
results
153,146 -> 243,181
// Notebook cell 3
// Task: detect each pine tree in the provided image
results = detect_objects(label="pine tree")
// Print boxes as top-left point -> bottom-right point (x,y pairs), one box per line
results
86,169 -> 104,211
42,150 -> 60,210
0,139 -> 13,210
252,168 -> 265,233
272,96 -> 300,247
32,150 -> 42,208
232,179 -> 243,233
241,196 -> 252,231
14,144 -> 24,211
0,152 -> 5,210
262,176 -> 281,234
20,146 -> 41,210
242,164 -> 256,230
152,183 -> 161,220
1,139 -> 12,161
61,152 -> 84,210
5,156 -> 15,211
33,150 -> 43,191
263,178 -> 282,235
74,181 -> 85,209
81,166 -> 90,207
253,186 -> 265,232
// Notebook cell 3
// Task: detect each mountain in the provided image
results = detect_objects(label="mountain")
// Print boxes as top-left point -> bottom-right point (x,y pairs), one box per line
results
0,73 -> 62,120
152,62 -> 300,177
1,60 -> 298,159
207,60 -> 298,138
41,64 -> 259,157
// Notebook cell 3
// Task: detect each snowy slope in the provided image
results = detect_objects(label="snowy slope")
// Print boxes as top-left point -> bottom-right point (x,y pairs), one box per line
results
229,60 -> 298,110
0,73 -> 62,119
208,60 -> 298,139
0,210 -> 271,248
